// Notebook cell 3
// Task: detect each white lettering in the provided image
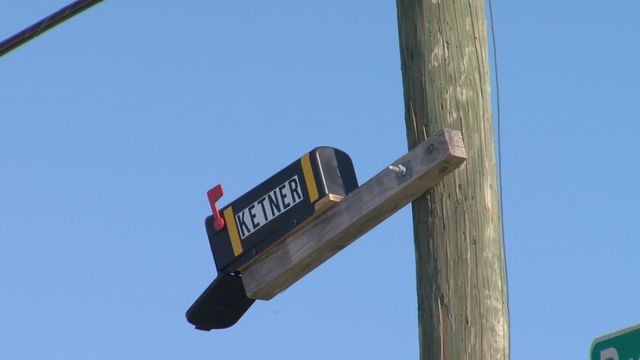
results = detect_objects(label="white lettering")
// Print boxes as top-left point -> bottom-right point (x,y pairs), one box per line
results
235,175 -> 304,239
600,347 -> 619,360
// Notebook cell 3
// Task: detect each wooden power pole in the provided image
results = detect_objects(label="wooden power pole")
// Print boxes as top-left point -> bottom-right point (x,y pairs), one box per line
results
395,1 -> 509,358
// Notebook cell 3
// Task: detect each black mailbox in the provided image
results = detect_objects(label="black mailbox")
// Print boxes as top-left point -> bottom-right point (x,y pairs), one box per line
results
187,147 -> 358,330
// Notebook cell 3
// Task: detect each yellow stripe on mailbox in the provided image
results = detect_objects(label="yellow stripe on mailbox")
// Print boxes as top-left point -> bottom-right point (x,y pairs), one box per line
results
223,207 -> 243,256
301,153 -> 319,202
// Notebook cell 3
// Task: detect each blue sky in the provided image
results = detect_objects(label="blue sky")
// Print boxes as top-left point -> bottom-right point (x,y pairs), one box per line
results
1,1 -> 639,359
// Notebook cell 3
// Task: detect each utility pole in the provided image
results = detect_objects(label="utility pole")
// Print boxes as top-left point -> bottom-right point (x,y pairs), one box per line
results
395,1 -> 509,359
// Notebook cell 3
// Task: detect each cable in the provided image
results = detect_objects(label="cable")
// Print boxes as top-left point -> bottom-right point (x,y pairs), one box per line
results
0,0 -> 103,58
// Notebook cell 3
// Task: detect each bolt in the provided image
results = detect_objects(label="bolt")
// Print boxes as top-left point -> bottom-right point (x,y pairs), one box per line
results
427,144 -> 435,154
388,164 -> 407,176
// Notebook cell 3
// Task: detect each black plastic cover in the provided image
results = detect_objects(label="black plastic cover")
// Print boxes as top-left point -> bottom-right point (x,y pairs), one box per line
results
206,147 -> 358,273
186,273 -> 255,330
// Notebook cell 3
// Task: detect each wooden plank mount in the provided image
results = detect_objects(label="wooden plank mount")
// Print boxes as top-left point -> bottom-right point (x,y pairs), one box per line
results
242,128 -> 466,300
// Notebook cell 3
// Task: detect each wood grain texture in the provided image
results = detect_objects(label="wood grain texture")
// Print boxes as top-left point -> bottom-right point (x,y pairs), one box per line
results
242,129 -> 466,300
236,193 -> 343,272
313,194 -> 343,213
395,0 -> 510,359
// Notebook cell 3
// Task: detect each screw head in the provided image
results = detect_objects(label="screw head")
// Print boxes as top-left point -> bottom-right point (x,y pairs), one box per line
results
426,144 -> 435,154
388,164 -> 407,176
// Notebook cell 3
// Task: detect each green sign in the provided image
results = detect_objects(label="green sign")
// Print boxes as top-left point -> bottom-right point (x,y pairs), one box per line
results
591,323 -> 640,360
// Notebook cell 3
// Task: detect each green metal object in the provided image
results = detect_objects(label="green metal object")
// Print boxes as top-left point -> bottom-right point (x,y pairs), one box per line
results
591,323 -> 640,360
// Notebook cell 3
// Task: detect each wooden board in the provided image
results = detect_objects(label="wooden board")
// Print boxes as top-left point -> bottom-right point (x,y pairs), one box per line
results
241,128 -> 467,300
236,193 -> 344,272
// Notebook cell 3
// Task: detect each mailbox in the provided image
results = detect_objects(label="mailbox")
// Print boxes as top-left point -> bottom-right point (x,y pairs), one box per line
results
187,147 -> 358,330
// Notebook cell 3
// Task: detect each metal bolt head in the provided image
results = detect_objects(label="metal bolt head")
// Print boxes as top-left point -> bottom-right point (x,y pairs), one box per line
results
388,164 -> 407,176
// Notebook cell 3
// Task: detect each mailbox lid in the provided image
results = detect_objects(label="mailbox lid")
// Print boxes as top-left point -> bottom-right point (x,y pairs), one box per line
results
186,273 -> 255,330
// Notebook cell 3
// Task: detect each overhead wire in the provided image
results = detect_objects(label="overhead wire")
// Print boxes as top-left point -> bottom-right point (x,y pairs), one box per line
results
0,0 -> 103,58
